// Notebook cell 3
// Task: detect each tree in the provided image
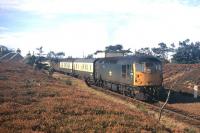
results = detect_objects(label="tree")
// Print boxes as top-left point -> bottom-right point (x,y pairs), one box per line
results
135,47 -> 153,56
47,51 -> 56,59
47,51 -> 65,59
172,39 -> 200,64
86,54 -> 93,59
30,46 -> 49,70
152,43 -> 168,59
56,52 -> 65,59
26,51 -> 31,56
23,52 -> 36,66
16,48 -> 21,54
95,44 -> 132,56
35,46 -> 45,64
151,42 -> 174,62
105,44 -> 123,52
36,46 -> 44,57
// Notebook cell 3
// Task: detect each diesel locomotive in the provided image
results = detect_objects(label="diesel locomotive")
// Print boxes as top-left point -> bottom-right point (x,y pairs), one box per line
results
49,55 -> 164,100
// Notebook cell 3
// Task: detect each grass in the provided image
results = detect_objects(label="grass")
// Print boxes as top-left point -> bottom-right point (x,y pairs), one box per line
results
0,62 -> 198,132
65,78 -> 72,86
137,104 -> 148,113
184,127 -> 197,133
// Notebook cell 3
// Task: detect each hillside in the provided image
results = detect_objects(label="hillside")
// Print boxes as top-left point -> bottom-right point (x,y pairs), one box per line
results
0,62 -> 196,132
163,63 -> 200,95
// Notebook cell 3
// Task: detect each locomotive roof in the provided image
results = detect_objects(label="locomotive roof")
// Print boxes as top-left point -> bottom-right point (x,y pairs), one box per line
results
96,55 -> 161,64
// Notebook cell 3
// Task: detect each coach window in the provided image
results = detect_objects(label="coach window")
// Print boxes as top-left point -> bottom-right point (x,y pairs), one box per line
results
122,65 -> 126,78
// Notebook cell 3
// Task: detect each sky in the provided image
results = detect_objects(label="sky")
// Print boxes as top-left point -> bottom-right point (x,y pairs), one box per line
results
0,0 -> 200,57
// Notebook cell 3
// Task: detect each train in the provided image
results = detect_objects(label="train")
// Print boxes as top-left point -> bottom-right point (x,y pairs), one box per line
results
47,55 -> 165,101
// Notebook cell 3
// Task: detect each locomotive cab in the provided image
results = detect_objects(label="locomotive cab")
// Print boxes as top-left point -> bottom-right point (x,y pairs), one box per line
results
133,61 -> 162,86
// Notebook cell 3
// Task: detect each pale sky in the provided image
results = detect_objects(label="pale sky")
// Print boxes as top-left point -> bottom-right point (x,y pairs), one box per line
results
0,0 -> 200,57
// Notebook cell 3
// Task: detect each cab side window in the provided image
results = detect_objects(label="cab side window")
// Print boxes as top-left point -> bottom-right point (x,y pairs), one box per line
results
122,65 -> 126,78
122,64 -> 132,78
127,64 -> 131,76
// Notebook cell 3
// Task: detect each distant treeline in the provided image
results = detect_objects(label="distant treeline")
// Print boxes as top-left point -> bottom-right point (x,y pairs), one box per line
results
134,39 -> 200,64
2,39 -> 200,64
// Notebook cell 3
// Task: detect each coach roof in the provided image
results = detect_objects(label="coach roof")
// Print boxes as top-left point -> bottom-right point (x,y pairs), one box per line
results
59,58 -> 75,62
74,58 -> 96,63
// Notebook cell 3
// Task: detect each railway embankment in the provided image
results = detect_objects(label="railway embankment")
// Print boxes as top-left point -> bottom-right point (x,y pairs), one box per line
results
164,63 -> 200,96
0,62 -> 199,132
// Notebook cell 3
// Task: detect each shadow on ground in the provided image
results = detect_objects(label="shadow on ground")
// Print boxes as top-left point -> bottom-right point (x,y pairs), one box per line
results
166,89 -> 200,104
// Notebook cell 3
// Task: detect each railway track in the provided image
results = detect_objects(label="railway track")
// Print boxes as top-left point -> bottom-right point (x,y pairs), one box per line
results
90,84 -> 200,129
155,102 -> 200,128
55,72 -> 200,128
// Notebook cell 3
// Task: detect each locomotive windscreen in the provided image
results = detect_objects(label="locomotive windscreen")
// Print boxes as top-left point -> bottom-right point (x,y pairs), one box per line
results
145,62 -> 161,73
136,62 -> 161,73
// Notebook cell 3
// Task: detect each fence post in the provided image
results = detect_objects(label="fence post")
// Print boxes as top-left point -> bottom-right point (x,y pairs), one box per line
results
193,85 -> 198,99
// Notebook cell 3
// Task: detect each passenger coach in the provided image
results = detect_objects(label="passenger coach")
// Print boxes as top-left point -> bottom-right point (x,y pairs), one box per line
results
59,58 -> 74,75
73,58 -> 95,79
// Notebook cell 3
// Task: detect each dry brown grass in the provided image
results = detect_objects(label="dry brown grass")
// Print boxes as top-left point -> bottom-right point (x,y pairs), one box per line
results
0,62 -> 198,132
164,64 -> 200,94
